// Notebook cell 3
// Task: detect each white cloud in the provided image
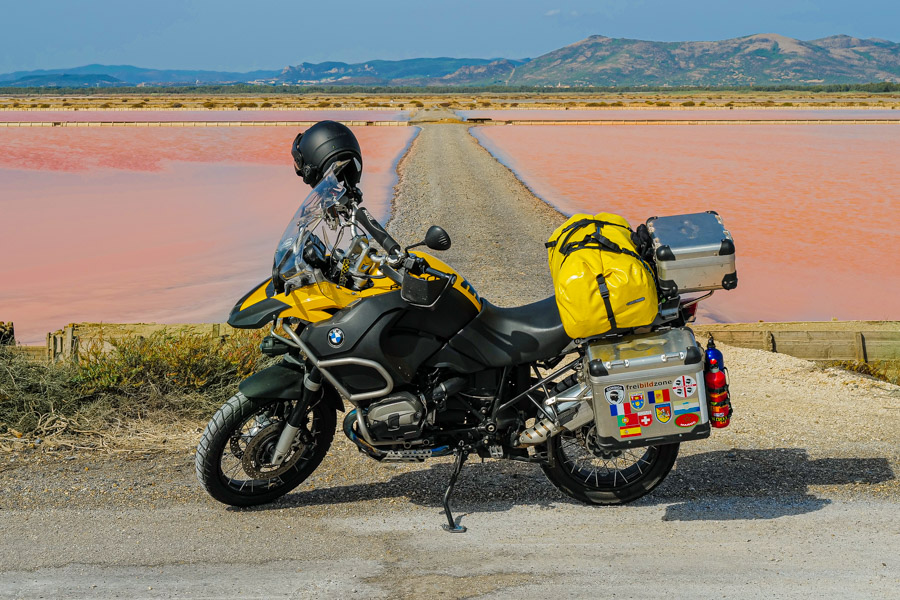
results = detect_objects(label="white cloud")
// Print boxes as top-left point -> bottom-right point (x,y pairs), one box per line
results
544,9 -> 561,17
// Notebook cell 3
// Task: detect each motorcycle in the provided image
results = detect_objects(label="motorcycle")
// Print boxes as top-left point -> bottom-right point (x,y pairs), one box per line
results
196,156 -> 732,533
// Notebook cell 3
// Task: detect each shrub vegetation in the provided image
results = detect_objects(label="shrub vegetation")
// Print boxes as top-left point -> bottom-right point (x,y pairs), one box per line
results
0,329 -> 269,438
829,360 -> 900,386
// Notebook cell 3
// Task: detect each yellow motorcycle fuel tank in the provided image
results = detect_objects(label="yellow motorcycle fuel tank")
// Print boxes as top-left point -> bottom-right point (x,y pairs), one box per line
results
227,252 -> 481,329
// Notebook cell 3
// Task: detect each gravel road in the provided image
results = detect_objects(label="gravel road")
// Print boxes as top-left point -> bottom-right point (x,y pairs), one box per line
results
1,123 -> 898,599
388,122 -> 561,305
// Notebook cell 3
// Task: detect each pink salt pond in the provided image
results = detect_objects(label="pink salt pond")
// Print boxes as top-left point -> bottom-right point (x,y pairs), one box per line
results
472,124 -> 900,324
459,109 -> 898,121
0,110 -> 408,122
0,126 -> 417,343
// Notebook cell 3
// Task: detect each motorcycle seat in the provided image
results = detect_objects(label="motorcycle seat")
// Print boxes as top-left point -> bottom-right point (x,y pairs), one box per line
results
447,296 -> 572,368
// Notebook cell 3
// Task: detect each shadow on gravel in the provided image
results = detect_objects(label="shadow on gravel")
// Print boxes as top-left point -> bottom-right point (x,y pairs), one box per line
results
238,459 -> 572,514
656,448 -> 895,521
230,447 -> 894,523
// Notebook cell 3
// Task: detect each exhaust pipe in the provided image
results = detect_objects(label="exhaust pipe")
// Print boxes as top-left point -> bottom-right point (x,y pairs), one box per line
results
517,383 -> 594,446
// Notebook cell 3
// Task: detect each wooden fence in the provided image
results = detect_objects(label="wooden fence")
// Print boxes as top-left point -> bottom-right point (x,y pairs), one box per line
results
691,321 -> 900,363
44,322 -> 238,363
6,320 -> 899,365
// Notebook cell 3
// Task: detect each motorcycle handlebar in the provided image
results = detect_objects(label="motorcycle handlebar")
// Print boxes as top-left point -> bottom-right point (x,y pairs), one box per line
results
354,207 -> 402,258
422,266 -> 456,283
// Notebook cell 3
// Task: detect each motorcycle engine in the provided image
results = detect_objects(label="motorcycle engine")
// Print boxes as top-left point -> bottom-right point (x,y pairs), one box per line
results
365,392 -> 425,441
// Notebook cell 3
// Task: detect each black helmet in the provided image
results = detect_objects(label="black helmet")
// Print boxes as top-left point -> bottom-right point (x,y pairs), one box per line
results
291,120 -> 363,188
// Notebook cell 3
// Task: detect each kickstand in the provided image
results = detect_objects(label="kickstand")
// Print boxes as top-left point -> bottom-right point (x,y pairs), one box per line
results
441,449 -> 468,533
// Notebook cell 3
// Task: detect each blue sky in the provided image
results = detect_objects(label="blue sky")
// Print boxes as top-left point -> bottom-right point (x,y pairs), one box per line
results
2,0 -> 897,73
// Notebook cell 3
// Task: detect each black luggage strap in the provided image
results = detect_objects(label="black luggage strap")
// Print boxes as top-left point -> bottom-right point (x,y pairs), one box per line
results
548,219 -> 657,311
561,234 -> 625,256
596,274 -> 617,330
545,218 -> 633,250
557,232 -> 649,271
548,219 -> 646,265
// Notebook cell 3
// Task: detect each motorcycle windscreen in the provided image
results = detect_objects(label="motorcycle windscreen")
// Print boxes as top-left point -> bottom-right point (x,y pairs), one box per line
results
273,167 -> 346,282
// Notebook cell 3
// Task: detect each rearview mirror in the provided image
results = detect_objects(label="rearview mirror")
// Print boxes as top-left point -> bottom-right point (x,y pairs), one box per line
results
424,226 -> 451,251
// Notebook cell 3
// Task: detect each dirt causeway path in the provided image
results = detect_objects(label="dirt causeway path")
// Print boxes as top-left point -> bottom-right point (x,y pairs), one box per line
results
1,124 -> 898,599
388,122 -> 562,306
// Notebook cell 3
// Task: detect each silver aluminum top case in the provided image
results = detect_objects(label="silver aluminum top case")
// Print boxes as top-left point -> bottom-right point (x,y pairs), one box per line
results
585,327 -> 710,450
646,211 -> 737,296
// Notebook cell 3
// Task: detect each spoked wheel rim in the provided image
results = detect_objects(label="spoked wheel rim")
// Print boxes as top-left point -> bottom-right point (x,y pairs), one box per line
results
558,426 -> 659,490
219,401 -> 320,495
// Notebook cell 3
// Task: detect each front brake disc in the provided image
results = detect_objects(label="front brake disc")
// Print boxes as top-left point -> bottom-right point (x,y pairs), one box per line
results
241,422 -> 307,479
229,415 -> 271,459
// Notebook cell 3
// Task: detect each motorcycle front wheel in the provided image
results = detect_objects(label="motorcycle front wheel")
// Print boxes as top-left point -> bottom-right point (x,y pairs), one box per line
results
541,427 -> 679,505
195,392 -> 335,507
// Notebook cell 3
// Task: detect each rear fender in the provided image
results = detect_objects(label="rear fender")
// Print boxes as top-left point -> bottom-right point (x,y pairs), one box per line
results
238,361 -> 345,412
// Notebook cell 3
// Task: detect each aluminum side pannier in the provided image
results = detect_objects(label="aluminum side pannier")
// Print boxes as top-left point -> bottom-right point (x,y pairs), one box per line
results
585,327 -> 710,450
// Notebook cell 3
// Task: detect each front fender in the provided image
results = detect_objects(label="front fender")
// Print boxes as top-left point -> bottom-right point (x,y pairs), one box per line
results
238,361 -> 345,412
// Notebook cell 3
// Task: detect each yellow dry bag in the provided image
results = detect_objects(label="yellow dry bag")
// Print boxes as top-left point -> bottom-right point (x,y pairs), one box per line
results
547,213 -> 659,339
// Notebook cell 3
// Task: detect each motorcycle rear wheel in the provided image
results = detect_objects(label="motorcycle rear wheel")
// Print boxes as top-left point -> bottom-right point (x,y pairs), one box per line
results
541,429 -> 679,505
195,392 -> 335,507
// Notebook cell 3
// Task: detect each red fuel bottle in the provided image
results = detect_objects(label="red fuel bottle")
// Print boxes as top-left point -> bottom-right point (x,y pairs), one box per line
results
705,358 -> 732,428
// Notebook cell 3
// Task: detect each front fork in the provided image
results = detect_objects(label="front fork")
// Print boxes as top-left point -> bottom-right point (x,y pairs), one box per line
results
270,367 -> 323,465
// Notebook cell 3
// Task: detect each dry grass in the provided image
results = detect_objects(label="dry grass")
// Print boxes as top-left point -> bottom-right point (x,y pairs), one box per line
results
0,328 -> 270,450
828,359 -> 900,386
0,91 -> 896,112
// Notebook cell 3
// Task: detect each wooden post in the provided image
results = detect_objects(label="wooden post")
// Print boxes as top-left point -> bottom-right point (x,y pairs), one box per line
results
0,321 -> 14,346
765,331 -> 775,353
64,326 -> 73,361
854,332 -> 868,363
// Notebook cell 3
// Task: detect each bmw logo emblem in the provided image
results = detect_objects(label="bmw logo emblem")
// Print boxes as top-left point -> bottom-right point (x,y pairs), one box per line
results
327,328 -> 345,347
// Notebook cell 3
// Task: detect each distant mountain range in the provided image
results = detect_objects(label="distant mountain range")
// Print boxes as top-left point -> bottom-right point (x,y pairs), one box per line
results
0,64 -> 282,86
2,34 -> 898,88
510,34 -> 900,86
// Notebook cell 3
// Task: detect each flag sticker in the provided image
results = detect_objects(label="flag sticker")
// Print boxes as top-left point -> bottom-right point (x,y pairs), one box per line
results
619,426 -> 642,438
609,402 -> 633,417
647,389 -> 670,404
655,403 -> 672,423
673,400 -> 701,416
605,385 -> 626,405
637,411 -> 653,427
618,414 -> 639,427
630,395 -> 645,411
675,413 -> 700,428
672,375 -> 698,398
